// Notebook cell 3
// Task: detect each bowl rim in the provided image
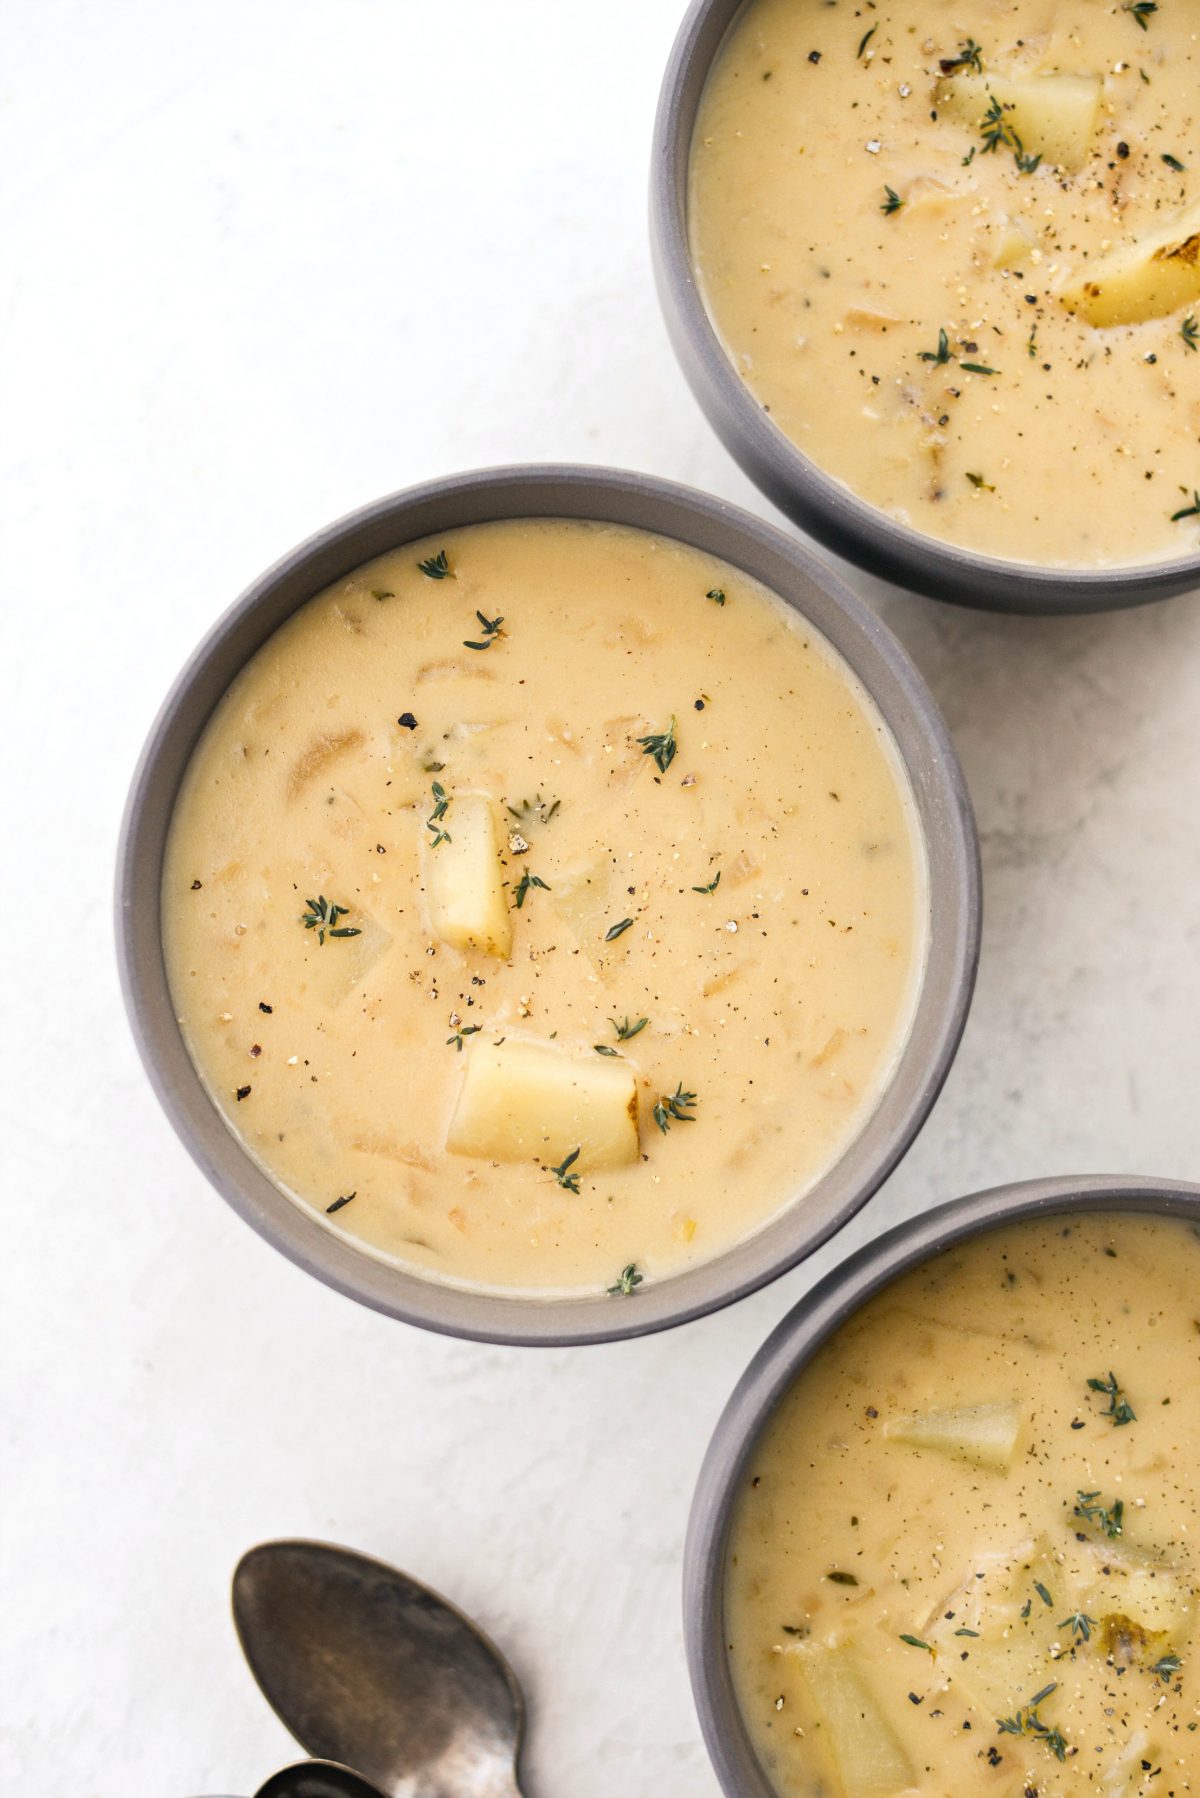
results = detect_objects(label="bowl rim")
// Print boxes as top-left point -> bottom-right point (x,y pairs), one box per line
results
649,0 -> 1200,615
115,461 -> 979,1346
682,1173 -> 1200,1797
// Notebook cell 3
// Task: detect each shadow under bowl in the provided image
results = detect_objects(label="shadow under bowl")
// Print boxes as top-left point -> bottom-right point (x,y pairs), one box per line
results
650,0 -> 1200,616
116,463 -> 979,1345
683,1173 -> 1200,1796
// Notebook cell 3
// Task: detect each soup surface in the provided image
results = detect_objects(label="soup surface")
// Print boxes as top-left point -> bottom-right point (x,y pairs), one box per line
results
690,0 -> 1200,567
164,519 -> 925,1296
726,1211 -> 1200,1796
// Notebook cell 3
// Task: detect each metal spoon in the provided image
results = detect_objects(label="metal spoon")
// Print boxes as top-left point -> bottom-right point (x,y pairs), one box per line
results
233,1541 -> 527,1798
193,1756 -> 389,1798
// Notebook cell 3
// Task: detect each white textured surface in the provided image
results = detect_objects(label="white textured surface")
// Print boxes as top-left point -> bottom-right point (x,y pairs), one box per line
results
3,3 -> 1199,1794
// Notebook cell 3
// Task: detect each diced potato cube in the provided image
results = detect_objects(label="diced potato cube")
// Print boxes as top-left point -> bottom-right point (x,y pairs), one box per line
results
884,1401 -> 1021,1470
424,791 -> 512,959
936,72 -> 1101,173
1059,198 -> 1200,326
446,1037 -> 639,1169
992,216 -> 1036,269
797,1642 -> 916,1798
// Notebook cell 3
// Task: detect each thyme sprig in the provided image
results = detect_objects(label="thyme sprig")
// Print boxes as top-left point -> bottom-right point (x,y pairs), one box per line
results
1087,1370 -> 1136,1426
417,549 -> 453,580
426,781 -> 452,847
612,1016 -> 648,1040
1060,1612 -> 1097,1642
1153,1652 -> 1183,1684
979,93 -> 1042,174
692,870 -> 722,894
1074,1489 -> 1124,1537
301,896 -> 362,944
608,1262 -> 643,1296
939,37 -> 984,73
919,327 -> 954,365
446,1023 -> 481,1052
513,868 -> 550,909
638,716 -> 678,774
653,1083 -> 698,1133
997,1684 -> 1067,1762
1182,316 -> 1199,352
550,1147 -> 581,1193
882,186 -> 904,215
464,610 -> 503,651
1171,491 -> 1200,521
1125,0 -> 1158,25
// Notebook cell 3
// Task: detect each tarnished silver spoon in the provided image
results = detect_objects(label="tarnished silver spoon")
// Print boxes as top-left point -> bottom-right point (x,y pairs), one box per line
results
194,1756 -> 388,1798
232,1541 -> 527,1798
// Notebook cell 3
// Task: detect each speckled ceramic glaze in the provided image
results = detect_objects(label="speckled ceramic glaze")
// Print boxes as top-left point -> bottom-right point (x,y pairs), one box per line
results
116,466 -> 979,1345
650,0 -> 1200,615
683,1174 -> 1200,1796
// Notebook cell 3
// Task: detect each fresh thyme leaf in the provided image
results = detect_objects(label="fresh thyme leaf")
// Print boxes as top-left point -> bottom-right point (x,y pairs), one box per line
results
637,716 -> 678,774
1013,144 -> 1042,174
1060,1612 -> 1096,1642
1027,322 -> 1038,358
594,1044 -> 620,1056
1153,1652 -> 1182,1684
325,1192 -> 356,1214
463,610 -> 503,651
706,587 -> 727,605
605,917 -> 634,942
653,1083 -> 698,1133
611,1016 -> 649,1040
961,359 -> 1000,376
826,1570 -> 859,1586
1171,490 -> 1200,521
550,1146 -> 582,1193
1125,0 -> 1158,24
882,185 -> 904,215
857,24 -> 876,58
1087,1369 -> 1136,1425
417,549 -> 453,580
997,1684 -> 1067,1762
1162,152 -> 1186,172
301,895 -> 362,945
1074,1489 -> 1125,1537
425,781 -> 452,847
919,327 -> 953,365
939,37 -> 983,73
506,794 -> 561,826
1034,1581 -> 1053,1608
446,1023 -> 481,1052
962,144 -> 977,167
370,589 -> 394,601
1182,316 -> 1199,352
954,1628 -> 980,1638
607,1261 -> 644,1296
692,870 -> 722,894
900,1634 -> 934,1654
512,867 -> 550,909
966,472 -> 995,490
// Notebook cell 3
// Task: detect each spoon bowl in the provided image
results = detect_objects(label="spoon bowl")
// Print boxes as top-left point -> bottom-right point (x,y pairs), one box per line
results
233,1541 -> 525,1798
254,1762 -> 392,1798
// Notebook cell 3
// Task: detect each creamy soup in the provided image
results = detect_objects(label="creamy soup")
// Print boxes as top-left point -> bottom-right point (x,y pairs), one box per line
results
690,0 -> 1200,567
726,1211 -> 1200,1796
163,519 -> 925,1297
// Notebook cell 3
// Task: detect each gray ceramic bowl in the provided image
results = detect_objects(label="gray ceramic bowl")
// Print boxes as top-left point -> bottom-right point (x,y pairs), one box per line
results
651,0 -> 1200,616
684,1173 -> 1200,1795
116,464 -> 979,1346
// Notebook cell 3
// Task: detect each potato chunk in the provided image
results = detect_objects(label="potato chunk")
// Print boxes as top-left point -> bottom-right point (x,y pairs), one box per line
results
797,1642 -> 916,1798
1059,198 -> 1200,326
884,1401 -> 1021,1470
936,72 -> 1100,173
447,1037 -> 639,1169
423,791 -> 511,959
